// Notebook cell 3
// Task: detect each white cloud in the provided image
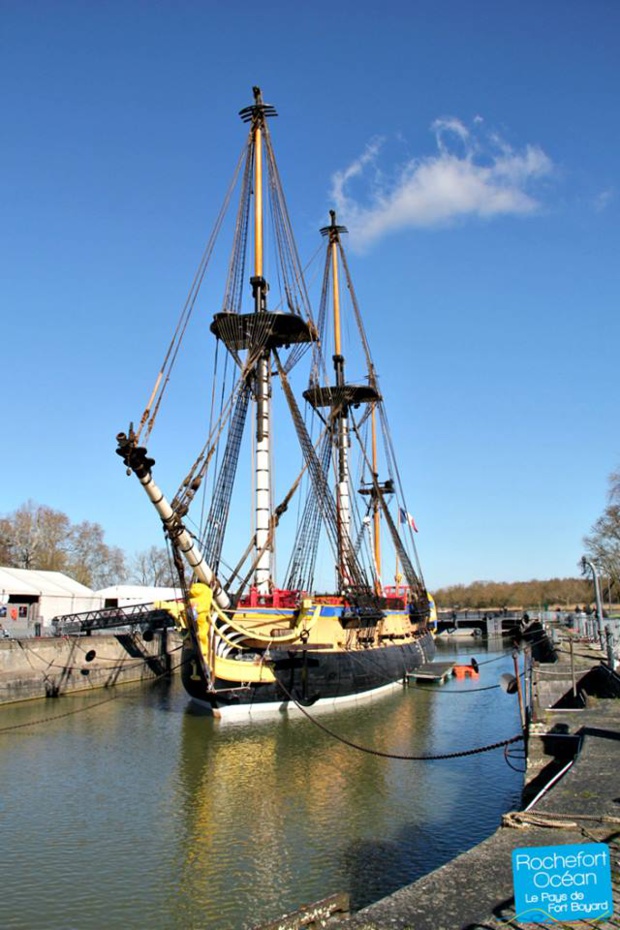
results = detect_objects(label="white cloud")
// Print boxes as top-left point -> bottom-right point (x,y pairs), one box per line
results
593,188 -> 615,212
330,118 -> 554,249
331,137 -> 384,205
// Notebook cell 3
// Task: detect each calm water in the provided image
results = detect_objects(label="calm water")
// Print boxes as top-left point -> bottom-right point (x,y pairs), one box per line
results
0,640 -> 523,930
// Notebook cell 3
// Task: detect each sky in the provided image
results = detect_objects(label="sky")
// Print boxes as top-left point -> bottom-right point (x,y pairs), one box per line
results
1,0 -> 619,591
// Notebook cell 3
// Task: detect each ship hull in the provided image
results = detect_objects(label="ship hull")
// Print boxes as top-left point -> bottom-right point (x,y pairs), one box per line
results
181,630 -> 436,720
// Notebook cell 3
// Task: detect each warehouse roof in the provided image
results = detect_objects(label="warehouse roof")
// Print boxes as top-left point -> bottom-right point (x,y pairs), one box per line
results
0,567 -> 95,598
95,584 -> 182,601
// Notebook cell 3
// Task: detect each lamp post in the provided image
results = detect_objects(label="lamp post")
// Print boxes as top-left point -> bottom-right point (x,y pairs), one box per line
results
581,557 -> 604,648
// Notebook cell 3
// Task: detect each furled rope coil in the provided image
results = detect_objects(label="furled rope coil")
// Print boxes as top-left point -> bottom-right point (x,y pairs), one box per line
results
502,810 -> 620,830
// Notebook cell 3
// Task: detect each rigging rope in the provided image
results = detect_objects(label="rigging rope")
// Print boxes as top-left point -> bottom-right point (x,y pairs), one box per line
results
200,383 -> 251,573
222,136 -> 253,319
13,634 -> 183,674
377,402 -> 425,581
274,350 -> 371,597
136,143 -> 247,445
285,428 -> 332,592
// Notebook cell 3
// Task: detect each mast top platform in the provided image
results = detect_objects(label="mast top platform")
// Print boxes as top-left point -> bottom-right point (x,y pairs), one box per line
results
211,311 -> 315,352
239,86 -> 277,123
303,383 -> 380,410
321,209 -> 348,240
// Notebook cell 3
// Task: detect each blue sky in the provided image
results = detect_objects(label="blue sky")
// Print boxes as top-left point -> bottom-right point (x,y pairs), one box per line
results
1,0 -> 618,590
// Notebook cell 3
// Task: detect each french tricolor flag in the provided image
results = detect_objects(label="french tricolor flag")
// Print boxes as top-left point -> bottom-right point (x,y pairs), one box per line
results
399,508 -> 418,532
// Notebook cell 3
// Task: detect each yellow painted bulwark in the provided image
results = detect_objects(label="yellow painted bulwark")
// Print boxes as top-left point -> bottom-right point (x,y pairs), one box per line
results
213,654 -> 276,683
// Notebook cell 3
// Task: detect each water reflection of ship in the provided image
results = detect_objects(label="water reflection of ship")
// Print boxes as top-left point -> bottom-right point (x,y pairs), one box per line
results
172,690 -> 436,927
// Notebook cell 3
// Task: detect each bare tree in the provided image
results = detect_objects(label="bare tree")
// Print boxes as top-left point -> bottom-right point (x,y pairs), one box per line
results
67,521 -> 128,588
130,546 -> 177,587
1,501 -> 70,570
0,516 -> 15,564
0,501 -> 128,588
584,468 -> 620,598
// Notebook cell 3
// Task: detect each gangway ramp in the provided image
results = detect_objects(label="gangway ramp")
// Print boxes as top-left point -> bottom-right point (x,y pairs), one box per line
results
51,602 -> 176,636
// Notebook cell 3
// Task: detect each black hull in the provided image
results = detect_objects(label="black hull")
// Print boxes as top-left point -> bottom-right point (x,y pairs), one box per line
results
181,632 -> 436,718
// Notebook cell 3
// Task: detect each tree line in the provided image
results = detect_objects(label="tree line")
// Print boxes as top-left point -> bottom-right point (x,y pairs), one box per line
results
0,501 -> 176,589
432,577 -> 597,610
2,467 -> 620,597
435,466 -> 620,609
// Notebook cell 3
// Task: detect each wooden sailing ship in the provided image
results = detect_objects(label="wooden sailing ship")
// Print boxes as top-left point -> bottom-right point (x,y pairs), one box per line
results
116,87 -> 436,718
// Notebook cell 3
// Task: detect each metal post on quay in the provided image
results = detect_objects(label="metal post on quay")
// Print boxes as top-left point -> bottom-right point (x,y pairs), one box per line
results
581,556 -> 605,648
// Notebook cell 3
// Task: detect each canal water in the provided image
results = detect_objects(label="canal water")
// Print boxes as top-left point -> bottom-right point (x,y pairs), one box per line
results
0,640 -> 524,930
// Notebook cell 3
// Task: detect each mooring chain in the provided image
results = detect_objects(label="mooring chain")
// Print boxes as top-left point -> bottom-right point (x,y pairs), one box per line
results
277,678 -> 523,761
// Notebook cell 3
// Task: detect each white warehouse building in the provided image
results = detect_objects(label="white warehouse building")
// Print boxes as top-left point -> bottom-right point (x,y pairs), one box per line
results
0,569 -> 181,636
0,567 -> 100,636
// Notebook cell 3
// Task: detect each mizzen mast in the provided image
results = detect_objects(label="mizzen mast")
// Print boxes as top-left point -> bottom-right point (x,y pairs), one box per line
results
326,213 -> 352,586
304,211 -> 381,592
371,405 -> 382,589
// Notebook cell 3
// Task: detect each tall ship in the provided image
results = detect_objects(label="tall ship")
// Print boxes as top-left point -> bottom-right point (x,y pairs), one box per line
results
116,88 -> 436,719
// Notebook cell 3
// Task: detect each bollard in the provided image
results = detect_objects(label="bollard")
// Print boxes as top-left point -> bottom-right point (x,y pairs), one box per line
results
606,625 -> 615,670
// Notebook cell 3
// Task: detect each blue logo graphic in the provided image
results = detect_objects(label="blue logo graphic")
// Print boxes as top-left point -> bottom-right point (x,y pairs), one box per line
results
512,843 -> 613,923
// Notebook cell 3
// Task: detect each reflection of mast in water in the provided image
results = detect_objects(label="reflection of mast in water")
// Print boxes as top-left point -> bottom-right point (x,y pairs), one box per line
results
171,713 -> 292,927
171,692 -> 436,926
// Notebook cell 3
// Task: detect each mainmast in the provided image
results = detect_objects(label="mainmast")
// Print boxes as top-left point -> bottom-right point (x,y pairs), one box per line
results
210,87 -> 315,598
247,87 -> 272,595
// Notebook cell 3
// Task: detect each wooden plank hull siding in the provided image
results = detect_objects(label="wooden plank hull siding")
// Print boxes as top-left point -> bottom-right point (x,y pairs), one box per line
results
0,633 -> 177,704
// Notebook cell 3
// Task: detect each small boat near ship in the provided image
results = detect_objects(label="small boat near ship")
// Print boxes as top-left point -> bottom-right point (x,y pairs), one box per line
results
436,627 -> 483,638
116,87 -> 436,719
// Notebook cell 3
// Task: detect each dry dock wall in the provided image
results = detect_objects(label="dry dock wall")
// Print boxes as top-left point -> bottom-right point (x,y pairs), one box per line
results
0,633 -> 177,704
